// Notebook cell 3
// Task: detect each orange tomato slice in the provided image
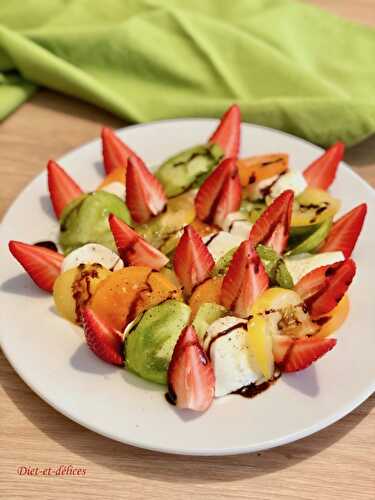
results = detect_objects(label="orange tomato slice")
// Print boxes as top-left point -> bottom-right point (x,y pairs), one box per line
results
97,166 -> 125,190
237,154 -> 289,186
314,295 -> 350,339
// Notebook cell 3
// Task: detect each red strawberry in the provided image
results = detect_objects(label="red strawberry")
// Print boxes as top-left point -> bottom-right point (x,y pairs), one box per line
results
320,203 -> 367,258
272,334 -> 294,365
101,127 -> 137,175
47,160 -> 83,219
109,214 -> 168,270
294,259 -> 356,319
221,240 -> 269,318
167,325 -> 215,412
303,142 -> 345,190
126,156 -> 167,224
209,104 -> 241,158
249,190 -> 294,254
8,240 -> 63,293
195,157 -> 241,225
173,225 -> 215,295
81,307 -> 124,366
283,337 -> 337,372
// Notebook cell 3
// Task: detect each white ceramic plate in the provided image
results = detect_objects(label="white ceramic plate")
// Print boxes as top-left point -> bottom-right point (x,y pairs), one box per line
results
1,120 -> 375,456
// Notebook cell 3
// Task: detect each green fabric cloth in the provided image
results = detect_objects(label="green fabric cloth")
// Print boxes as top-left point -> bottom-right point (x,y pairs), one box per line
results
1,0 -> 375,146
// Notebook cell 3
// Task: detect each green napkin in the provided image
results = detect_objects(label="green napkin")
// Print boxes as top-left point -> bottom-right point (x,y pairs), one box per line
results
1,0 -> 375,146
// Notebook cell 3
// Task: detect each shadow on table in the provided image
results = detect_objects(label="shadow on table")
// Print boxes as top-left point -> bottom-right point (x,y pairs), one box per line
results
346,134 -> 375,167
2,354 -> 374,483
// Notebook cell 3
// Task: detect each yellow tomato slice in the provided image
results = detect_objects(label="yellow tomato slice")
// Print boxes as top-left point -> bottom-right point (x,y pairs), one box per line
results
315,295 -> 350,339
247,314 -> 274,379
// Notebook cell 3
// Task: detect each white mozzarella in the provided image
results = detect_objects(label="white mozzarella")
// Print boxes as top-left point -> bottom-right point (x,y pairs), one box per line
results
221,211 -> 253,240
100,181 -> 125,200
203,231 -> 244,262
204,316 -> 262,397
268,171 -> 307,201
248,175 -> 279,201
285,251 -> 345,284
62,243 -> 124,272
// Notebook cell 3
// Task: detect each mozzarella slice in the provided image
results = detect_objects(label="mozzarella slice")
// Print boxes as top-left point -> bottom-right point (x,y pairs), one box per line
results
203,231 -> 244,262
221,211 -> 253,240
99,181 -> 125,200
62,243 -> 124,272
268,171 -> 307,201
204,316 -> 262,397
285,251 -> 345,284
248,175 -> 279,201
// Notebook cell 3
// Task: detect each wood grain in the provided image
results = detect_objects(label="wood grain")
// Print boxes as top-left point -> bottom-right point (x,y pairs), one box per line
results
1,2 -> 375,499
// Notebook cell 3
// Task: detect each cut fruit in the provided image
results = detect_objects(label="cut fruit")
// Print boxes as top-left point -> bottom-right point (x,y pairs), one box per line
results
126,156 -> 167,223
136,191 -> 196,249
237,154 -> 289,186
212,170 -> 242,227
272,334 -> 294,364
173,225 -> 215,296
292,188 -> 340,227
287,218 -> 332,255
9,240 -> 64,293
189,277 -> 224,318
314,295 -> 350,339
101,127 -> 137,175
249,190 -> 294,254
294,259 -> 356,319
303,142 -> 344,190
47,160 -> 83,219
319,203 -> 367,258
167,325 -> 215,412
283,337 -> 336,372
109,214 -> 168,270
247,314 -> 274,380
90,266 -> 152,331
191,218 -> 217,237
208,104 -> 241,158
97,166 -> 125,190
53,264 -> 112,324
220,241 -> 269,318
81,307 -> 124,366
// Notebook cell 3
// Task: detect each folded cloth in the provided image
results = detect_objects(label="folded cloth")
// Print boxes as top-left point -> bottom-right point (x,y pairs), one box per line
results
0,0 -> 375,146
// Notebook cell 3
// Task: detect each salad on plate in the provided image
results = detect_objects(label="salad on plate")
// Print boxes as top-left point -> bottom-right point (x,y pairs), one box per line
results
9,105 -> 367,413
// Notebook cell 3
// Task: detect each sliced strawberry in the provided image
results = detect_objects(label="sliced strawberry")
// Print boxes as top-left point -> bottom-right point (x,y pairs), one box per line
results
173,225 -> 214,295
283,337 -> 336,372
81,307 -> 124,366
221,240 -> 269,318
167,325 -> 215,412
47,160 -> 83,219
249,190 -> 294,254
101,127 -> 137,175
209,104 -> 241,158
126,156 -> 167,223
320,203 -> 367,258
9,240 -> 63,293
109,214 -> 168,270
195,157 -> 241,225
272,334 -> 294,365
303,142 -> 345,190
295,259 -> 356,319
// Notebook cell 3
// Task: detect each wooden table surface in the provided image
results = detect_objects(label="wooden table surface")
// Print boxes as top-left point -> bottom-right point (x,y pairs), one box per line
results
1,2 -> 374,499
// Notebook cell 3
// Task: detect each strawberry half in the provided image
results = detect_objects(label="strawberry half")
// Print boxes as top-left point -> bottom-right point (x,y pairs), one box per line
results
303,142 -> 345,190
249,190 -> 294,254
295,259 -> 356,319
101,127 -> 137,175
195,157 -> 242,225
283,337 -> 337,372
167,325 -> 215,412
47,160 -> 83,219
173,225 -> 214,295
81,307 -> 124,366
9,240 -> 63,293
272,334 -> 294,365
209,104 -> 241,158
320,203 -> 367,258
221,240 -> 269,318
109,214 -> 168,270
126,156 -> 167,224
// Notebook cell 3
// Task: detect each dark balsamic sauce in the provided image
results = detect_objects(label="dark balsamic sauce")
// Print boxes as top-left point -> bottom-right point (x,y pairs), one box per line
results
205,322 -> 247,359
34,240 -> 58,252
204,232 -> 220,247
232,373 -> 281,399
